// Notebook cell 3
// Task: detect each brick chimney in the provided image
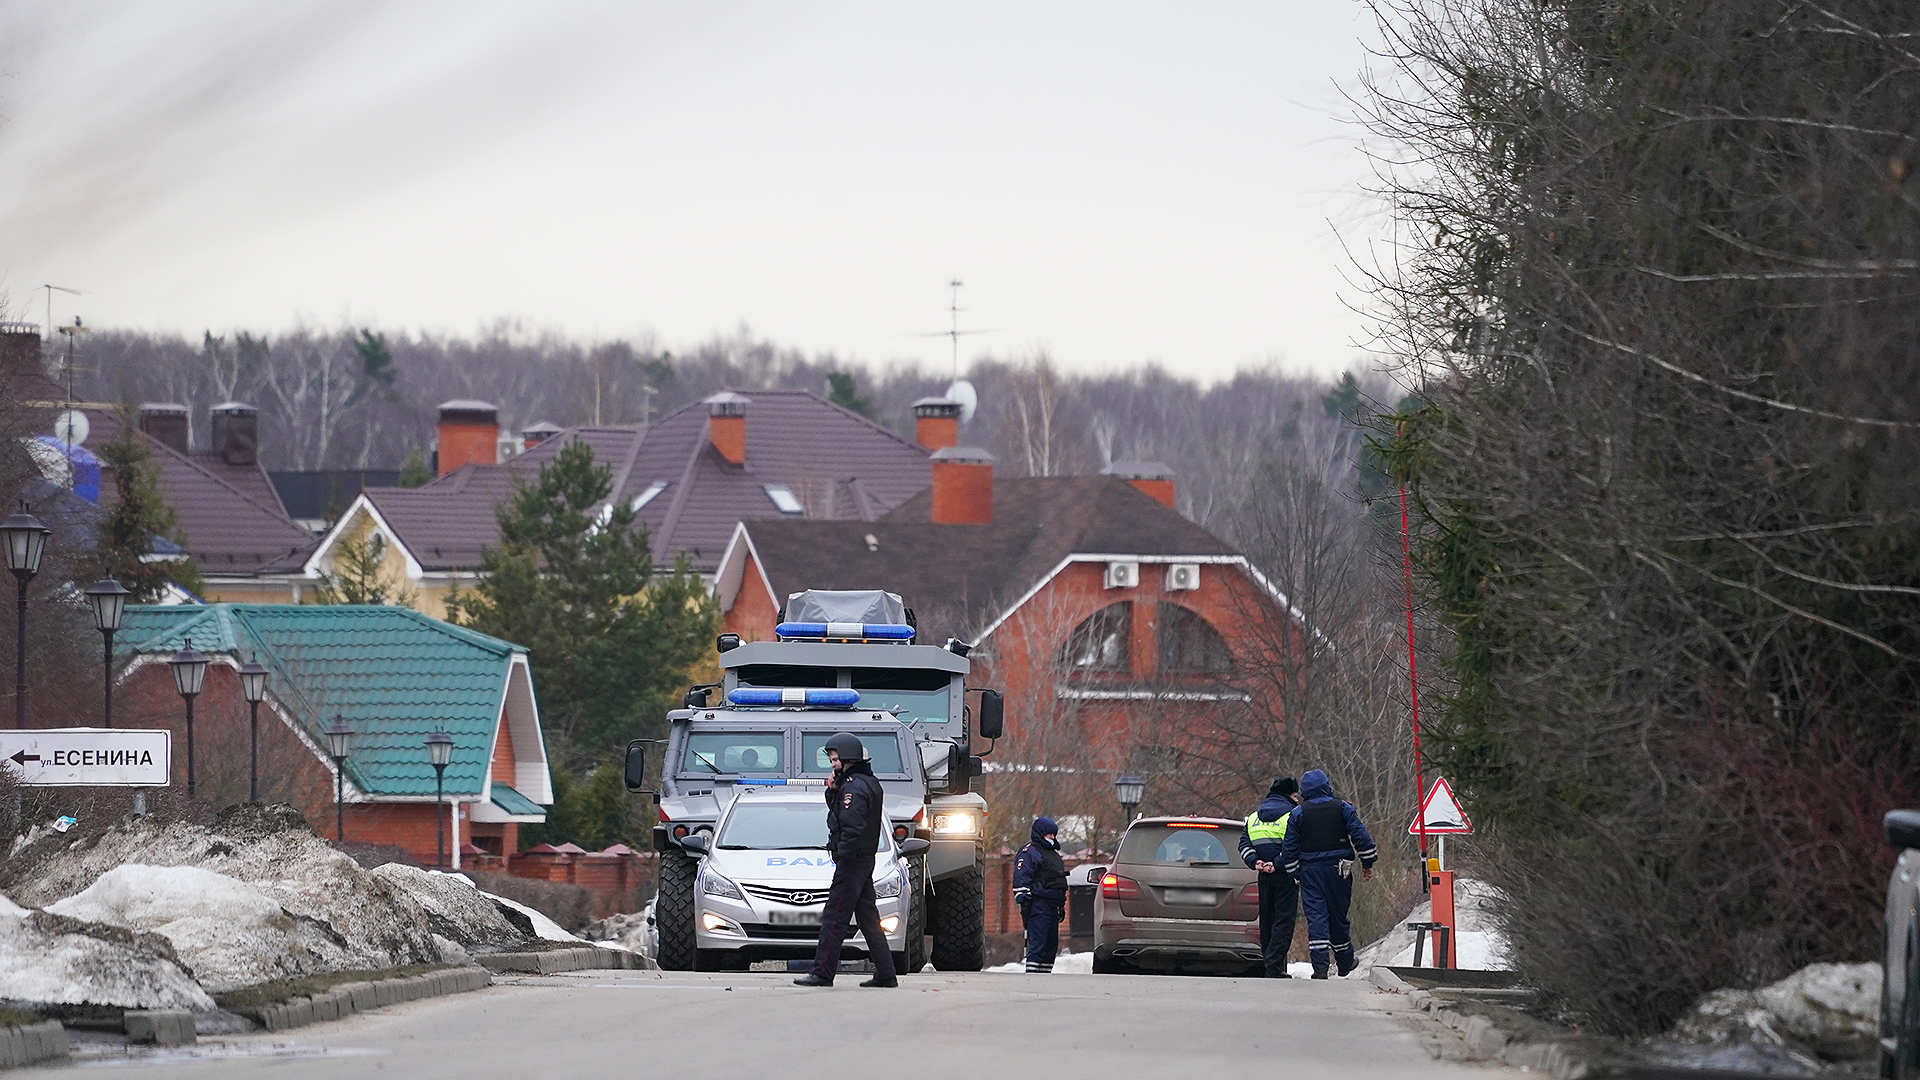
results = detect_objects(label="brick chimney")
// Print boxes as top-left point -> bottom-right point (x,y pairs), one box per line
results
1102,460 -> 1176,509
930,446 -> 995,525
0,330 -> 42,378
210,402 -> 259,465
521,421 -> 561,451
139,403 -> 191,455
436,400 -> 499,477
704,392 -> 749,466
912,397 -> 961,451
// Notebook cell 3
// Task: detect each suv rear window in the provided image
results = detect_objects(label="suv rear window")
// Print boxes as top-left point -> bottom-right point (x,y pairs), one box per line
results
1118,824 -> 1243,866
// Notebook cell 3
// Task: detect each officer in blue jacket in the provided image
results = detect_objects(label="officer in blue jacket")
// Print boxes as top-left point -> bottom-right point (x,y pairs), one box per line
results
1238,776 -> 1300,977
1279,769 -> 1377,979
1012,816 -> 1068,973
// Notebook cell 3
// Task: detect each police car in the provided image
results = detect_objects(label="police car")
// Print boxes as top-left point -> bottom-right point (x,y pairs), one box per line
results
679,783 -> 928,972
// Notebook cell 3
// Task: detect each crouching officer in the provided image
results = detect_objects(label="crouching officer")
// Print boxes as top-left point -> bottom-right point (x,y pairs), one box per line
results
1279,769 -> 1377,979
794,733 -> 898,988
1238,776 -> 1300,977
1013,816 -> 1068,973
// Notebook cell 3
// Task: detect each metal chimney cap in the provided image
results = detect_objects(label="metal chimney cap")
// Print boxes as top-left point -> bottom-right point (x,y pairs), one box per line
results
930,446 -> 995,464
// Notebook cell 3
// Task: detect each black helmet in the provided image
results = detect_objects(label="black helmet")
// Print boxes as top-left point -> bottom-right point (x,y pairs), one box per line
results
824,732 -> 866,762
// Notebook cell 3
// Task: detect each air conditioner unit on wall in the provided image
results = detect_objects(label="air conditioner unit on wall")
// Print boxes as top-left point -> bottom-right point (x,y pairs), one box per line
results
1104,561 -> 1139,589
1165,563 -> 1200,591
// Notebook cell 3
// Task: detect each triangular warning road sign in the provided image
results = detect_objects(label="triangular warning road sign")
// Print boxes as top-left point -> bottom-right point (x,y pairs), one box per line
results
1408,776 -> 1473,835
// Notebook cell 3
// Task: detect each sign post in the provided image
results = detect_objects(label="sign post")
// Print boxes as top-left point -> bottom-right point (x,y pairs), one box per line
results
0,728 -> 171,787
1407,777 -> 1471,969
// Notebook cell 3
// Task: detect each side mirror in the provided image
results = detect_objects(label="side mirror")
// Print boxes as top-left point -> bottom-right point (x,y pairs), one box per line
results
679,833 -> 710,855
977,689 -> 1004,741
683,685 -> 713,709
624,741 -> 650,794
899,838 -> 930,857
1887,810 -> 1920,850
1084,866 -> 1107,882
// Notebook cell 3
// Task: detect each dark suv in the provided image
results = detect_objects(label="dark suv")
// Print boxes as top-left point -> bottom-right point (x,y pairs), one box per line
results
1091,816 -> 1264,976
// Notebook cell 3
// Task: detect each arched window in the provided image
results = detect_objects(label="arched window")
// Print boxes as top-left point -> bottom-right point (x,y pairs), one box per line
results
1157,603 -> 1232,674
1058,602 -> 1131,672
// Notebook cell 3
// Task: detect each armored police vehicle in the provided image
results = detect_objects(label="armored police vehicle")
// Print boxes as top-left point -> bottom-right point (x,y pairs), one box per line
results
679,784 -> 928,971
625,589 -> 1003,972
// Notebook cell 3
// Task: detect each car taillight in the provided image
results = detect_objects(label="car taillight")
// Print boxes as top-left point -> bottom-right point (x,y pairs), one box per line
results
1100,874 -> 1142,900
1237,882 -> 1261,905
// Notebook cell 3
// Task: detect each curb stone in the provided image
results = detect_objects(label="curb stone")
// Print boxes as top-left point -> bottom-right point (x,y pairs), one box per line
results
0,1021 -> 68,1068
1368,966 -> 1598,1080
246,966 -> 493,1033
478,946 -> 652,975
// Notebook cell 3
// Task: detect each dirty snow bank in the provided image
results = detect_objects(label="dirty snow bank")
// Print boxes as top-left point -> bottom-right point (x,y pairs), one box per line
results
484,892 -> 579,942
0,897 -> 213,1010
371,865 -> 524,953
1355,876 -> 1510,971
1657,962 -> 1880,1070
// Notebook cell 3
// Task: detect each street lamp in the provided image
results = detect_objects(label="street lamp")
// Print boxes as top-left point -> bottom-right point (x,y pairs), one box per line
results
325,716 -> 353,843
2,504 -> 51,729
84,578 -> 129,727
1114,774 -> 1146,823
167,639 -> 209,798
425,731 -> 453,867
238,654 -> 269,804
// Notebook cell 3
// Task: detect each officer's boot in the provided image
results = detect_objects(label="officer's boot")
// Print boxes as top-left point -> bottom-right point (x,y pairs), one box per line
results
1309,948 -> 1330,979
1334,944 -> 1357,977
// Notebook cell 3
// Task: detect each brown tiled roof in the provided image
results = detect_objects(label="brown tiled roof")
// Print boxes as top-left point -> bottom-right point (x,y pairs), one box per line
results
741,476 -> 1240,643
363,392 -> 931,573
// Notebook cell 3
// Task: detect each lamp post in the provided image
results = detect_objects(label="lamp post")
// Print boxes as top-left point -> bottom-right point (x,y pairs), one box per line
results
1,504 -> 50,729
167,639 -> 209,798
325,716 -> 353,843
238,654 -> 269,804
1114,773 -> 1145,825
425,731 -> 453,867
84,578 -> 129,727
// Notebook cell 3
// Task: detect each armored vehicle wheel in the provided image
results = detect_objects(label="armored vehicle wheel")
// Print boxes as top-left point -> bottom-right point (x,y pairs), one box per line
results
929,864 -> 986,971
656,848 -> 698,971
895,860 -> 929,974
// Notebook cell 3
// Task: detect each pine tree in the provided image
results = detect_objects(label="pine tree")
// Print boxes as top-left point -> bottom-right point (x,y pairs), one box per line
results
88,410 -> 206,602
396,447 -> 431,489
312,531 -> 416,606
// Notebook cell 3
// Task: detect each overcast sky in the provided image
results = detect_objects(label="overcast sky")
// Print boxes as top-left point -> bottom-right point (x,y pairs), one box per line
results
0,2 -> 1385,383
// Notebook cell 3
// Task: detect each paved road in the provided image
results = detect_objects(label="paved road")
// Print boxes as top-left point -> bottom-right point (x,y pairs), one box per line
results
42,969 -> 1497,1079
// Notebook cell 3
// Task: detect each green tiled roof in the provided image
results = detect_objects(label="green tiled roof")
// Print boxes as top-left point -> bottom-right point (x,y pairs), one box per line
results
119,605 -> 533,800
490,785 -> 544,817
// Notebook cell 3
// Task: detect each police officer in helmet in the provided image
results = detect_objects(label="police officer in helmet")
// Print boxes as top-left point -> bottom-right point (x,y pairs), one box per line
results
794,732 -> 899,988
1279,769 -> 1378,979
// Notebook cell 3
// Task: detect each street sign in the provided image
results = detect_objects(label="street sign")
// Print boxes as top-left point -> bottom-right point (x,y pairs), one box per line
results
0,728 -> 170,787
1408,776 -> 1472,835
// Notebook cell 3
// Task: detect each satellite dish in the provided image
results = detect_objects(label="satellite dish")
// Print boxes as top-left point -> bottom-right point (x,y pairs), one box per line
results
54,409 -> 89,447
945,380 -> 978,424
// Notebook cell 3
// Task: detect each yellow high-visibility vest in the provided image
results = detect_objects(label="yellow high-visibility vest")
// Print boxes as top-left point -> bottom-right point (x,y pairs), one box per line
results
1245,809 -> 1290,844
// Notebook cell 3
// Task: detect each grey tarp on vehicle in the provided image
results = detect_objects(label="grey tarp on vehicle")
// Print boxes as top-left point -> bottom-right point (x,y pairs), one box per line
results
784,589 -> 908,625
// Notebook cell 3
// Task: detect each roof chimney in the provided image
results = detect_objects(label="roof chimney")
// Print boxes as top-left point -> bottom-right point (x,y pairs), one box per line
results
210,402 -> 259,465
139,403 -> 190,455
912,397 -> 961,451
436,400 -> 499,477
930,446 -> 995,525
1102,460 -> 1176,509
0,328 -> 42,378
521,421 -> 561,451
705,392 -> 749,466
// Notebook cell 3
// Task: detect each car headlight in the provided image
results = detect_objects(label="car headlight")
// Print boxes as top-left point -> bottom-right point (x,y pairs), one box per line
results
880,915 -> 900,934
874,865 -> 904,898
933,812 -> 979,836
701,869 -> 744,900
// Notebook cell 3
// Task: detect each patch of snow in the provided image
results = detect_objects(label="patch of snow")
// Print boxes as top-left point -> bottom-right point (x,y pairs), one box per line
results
372,864 -> 523,952
1355,876 -> 1510,972
0,909 -> 213,1010
0,894 -> 30,919
988,950 -> 1090,974
481,892 -> 578,942
1669,961 -> 1880,1063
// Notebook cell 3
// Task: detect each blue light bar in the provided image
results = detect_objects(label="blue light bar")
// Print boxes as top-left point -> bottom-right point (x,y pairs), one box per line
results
738,777 -> 789,785
726,687 -> 862,708
775,621 -> 915,641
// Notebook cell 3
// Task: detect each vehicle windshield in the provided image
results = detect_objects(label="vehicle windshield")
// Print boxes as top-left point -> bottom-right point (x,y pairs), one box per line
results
680,733 -> 784,775
1118,824 -> 1242,866
851,669 -> 953,727
798,733 -> 905,775
717,803 -> 892,854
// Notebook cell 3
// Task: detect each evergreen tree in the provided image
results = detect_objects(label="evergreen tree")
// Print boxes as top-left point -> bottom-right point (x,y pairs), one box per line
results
445,439 -> 716,769
88,410 -> 205,602
311,531 -> 416,606
396,447 -> 431,488
825,371 -> 875,417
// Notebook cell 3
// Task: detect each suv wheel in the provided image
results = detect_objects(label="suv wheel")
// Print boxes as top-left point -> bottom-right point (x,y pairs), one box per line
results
929,864 -> 986,971
656,848 -> 698,971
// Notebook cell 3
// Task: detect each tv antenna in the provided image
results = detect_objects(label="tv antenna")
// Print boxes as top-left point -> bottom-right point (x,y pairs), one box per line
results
907,280 -> 999,380
39,284 -> 82,343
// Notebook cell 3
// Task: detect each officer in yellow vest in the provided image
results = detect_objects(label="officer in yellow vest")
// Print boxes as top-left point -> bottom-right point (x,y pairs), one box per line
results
1237,776 -> 1300,977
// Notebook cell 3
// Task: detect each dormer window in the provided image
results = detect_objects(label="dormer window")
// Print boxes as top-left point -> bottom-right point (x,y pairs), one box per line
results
631,481 -> 668,511
764,485 -> 804,515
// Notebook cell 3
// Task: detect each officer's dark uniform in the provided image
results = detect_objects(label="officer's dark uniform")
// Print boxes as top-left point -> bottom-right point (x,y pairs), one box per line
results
1279,769 -> 1377,978
798,734 -> 898,987
1237,776 -> 1299,978
1012,816 -> 1068,973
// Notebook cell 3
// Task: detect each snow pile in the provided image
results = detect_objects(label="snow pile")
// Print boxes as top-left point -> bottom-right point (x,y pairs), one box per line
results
1669,962 -> 1880,1065
987,950 -> 1091,974
371,865 -> 525,953
484,892 -> 579,943
584,907 -> 654,958
0,892 -> 213,1010
10,804 -> 441,988
1355,876 -> 1510,971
